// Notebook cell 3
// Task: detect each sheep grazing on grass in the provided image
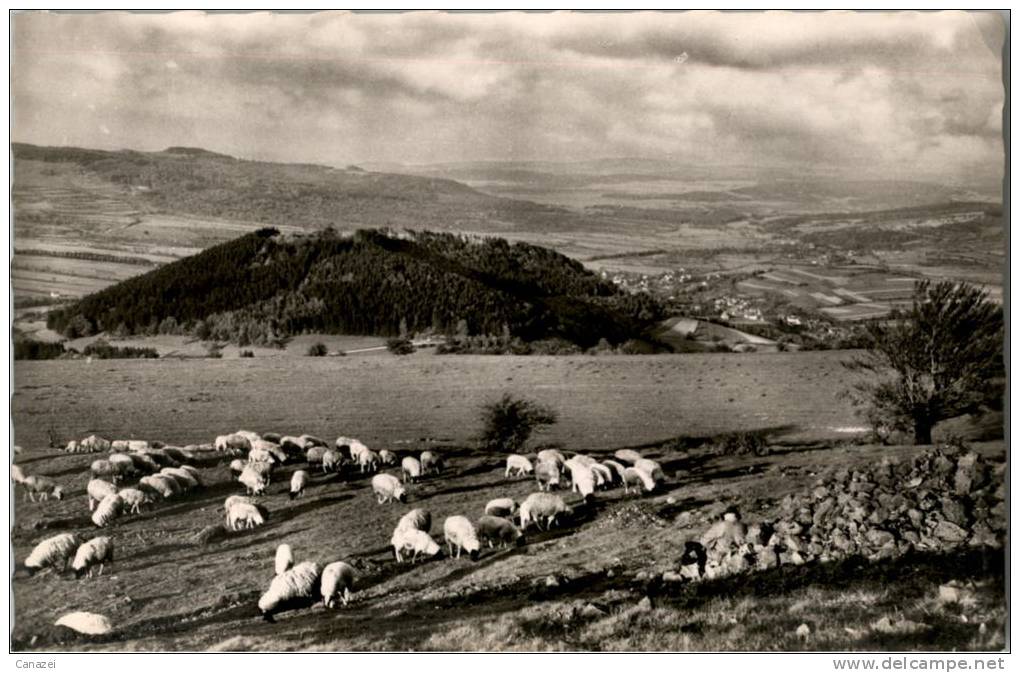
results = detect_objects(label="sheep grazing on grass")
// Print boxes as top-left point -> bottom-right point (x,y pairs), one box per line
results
379,449 -> 398,466
535,460 -> 561,491
537,449 -> 566,466
396,508 -> 432,534
229,459 -> 246,478
235,430 -> 261,444
420,450 -> 444,475
476,515 -> 526,549
252,440 -> 288,464
64,440 -> 79,454
602,460 -> 627,484
321,561 -> 356,608
258,561 -> 322,622
107,453 -> 137,479
126,440 -> 150,452
614,449 -> 643,465
262,432 -> 282,444
371,473 -> 406,504
118,488 -> 153,514
54,611 -> 113,635
590,463 -> 613,489
519,493 -> 573,532
126,452 -> 160,475
443,515 -> 481,561
92,494 -> 124,528
565,460 -> 596,500
215,434 -> 251,454
634,458 -> 665,482
358,450 -> 380,474
282,435 -> 310,454
80,435 -> 112,453
290,470 -> 309,500
11,464 -> 25,484
392,527 -> 442,563
179,464 -> 201,480
484,497 -> 519,518
87,479 -> 118,511
139,474 -> 179,499
505,454 -> 533,478
72,536 -> 114,578
161,467 -> 199,490
623,466 -> 657,494
20,475 -> 64,502
275,544 -> 293,575
24,533 -> 81,575
321,449 -> 343,474
223,495 -> 256,512
248,448 -> 276,466
401,456 -> 422,483
239,465 -> 268,496
226,502 -> 266,530
138,448 -> 180,469
305,445 -> 327,467
90,459 -> 121,484
300,434 -> 327,448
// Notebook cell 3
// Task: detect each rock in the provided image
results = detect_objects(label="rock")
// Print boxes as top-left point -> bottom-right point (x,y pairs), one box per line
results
906,508 -> 925,528
954,452 -> 986,496
191,524 -> 229,545
871,616 -> 927,635
757,546 -> 780,570
940,497 -> 968,527
968,522 -> 1000,549
544,575 -> 561,588
938,582 -> 977,607
636,596 -> 653,611
934,520 -> 968,544
865,529 -> 895,548
662,571 -> 685,583
796,623 -> 811,638
579,603 -> 608,619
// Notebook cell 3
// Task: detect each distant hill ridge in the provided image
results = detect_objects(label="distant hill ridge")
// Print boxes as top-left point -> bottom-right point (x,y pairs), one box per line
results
46,228 -> 664,348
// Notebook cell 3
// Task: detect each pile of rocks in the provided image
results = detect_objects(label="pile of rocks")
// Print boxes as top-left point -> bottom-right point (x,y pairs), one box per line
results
675,447 -> 1005,581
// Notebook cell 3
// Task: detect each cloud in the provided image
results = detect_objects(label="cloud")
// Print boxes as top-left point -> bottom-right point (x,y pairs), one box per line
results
10,10 -> 1005,185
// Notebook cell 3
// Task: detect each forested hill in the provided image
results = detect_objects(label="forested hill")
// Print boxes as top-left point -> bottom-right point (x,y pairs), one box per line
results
46,229 -> 664,348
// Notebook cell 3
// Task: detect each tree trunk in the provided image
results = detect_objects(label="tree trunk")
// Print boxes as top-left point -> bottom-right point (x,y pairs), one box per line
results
913,417 -> 934,445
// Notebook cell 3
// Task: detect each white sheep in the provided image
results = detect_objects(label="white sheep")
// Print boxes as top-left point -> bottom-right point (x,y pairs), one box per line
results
126,440 -> 150,452
420,450 -> 444,475
358,449 -> 380,473
569,454 -> 598,467
161,467 -> 199,490
395,508 -> 432,534
321,561 -> 356,608
505,454 -> 534,478
476,515 -> 526,549
54,611 -> 113,635
378,449 -> 398,466
535,460 -> 561,491
590,463 -> 613,489
139,474 -> 178,499
371,473 -> 406,504
305,445 -> 327,466
282,435 -> 310,453
235,430 -> 262,443
634,458 -> 665,481
90,459 -> 121,484
72,536 -> 114,578
229,459 -> 246,478
275,544 -> 294,575
299,434 -> 326,448
391,527 -> 441,563
623,466 -> 657,494
614,449 -> 643,464
80,435 -> 112,453
179,464 -> 202,480
401,456 -> 422,483
24,532 -> 80,575
118,488 -> 153,514
322,449 -> 343,474
484,497 -> 519,518
251,439 -> 287,464
92,494 -> 124,528
443,515 -> 481,561
215,434 -> 251,453
290,470 -> 309,500
602,460 -> 627,484
519,492 -> 573,532
20,475 -> 64,502
223,495 -> 256,512
226,502 -> 266,530
64,440 -> 80,453
565,460 -> 596,500
87,479 -> 118,511
108,453 -> 137,478
239,465 -> 268,496
248,448 -> 276,465
536,449 -> 566,466
127,452 -> 161,474
258,561 -> 322,622
11,464 -> 25,484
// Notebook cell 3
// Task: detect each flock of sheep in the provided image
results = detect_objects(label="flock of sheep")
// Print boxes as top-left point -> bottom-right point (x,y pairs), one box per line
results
13,428 -> 666,633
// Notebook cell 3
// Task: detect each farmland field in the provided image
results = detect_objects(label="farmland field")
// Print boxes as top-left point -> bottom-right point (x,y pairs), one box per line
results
10,351 -> 1006,651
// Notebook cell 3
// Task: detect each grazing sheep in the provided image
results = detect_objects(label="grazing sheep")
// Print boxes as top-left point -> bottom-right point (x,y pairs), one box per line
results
54,611 -> 113,635
602,460 -> 627,484
258,561 -> 322,622
476,515 -> 526,549
90,459 -> 121,484
138,449 -> 180,468
126,440 -> 150,452
305,445 -> 327,466
281,435 -> 310,453
420,450 -> 444,475
161,467 -> 199,490
289,470 -> 309,500
126,452 -> 160,475
570,454 -> 598,467
92,494 -> 124,528
535,460 -> 561,491
87,479 -> 118,511
634,458 -> 665,481
262,432 -> 282,444
358,450 -> 380,474
252,440 -> 287,464
248,448 -> 276,465
519,493 -> 573,532
110,440 -> 129,452
118,488 -> 153,514
215,434 -> 251,453
537,449 -> 566,466
623,466 -> 656,494
443,516 -> 481,561
566,460 -> 596,500
229,459 -> 246,477
20,475 -> 64,502
158,472 -> 194,494
239,465 -> 268,496
391,527 -> 442,563
223,495 -> 256,512
321,561 -> 356,608
300,434 -> 327,448
321,449 -> 343,474
64,440 -> 79,454
179,464 -> 201,479
395,507 -> 432,534
138,474 -> 179,499
590,463 -> 613,489
24,532 -> 80,575
80,435 -> 112,453
378,449 -> 398,466
235,430 -> 262,444
11,464 -> 25,484
72,536 -> 114,578
226,502 -> 266,530
614,449 -> 643,464
484,497 -> 519,518
505,454 -> 534,478
371,473 -> 407,504
401,456 -> 422,483
275,544 -> 294,575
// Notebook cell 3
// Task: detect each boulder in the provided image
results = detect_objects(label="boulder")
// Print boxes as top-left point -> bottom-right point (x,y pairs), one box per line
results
934,520 -> 968,544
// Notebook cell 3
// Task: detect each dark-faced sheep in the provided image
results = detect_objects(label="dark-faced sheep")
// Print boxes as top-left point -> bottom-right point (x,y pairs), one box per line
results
476,515 -> 526,549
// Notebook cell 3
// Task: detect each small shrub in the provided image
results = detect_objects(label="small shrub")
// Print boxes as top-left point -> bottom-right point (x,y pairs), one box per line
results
239,350 -> 254,358
714,430 -> 770,457
82,338 -> 158,359
386,337 -> 415,355
478,393 -> 558,453
307,342 -> 328,357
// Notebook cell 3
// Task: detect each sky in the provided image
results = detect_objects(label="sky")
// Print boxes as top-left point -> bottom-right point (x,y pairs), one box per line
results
11,11 -> 1006,184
